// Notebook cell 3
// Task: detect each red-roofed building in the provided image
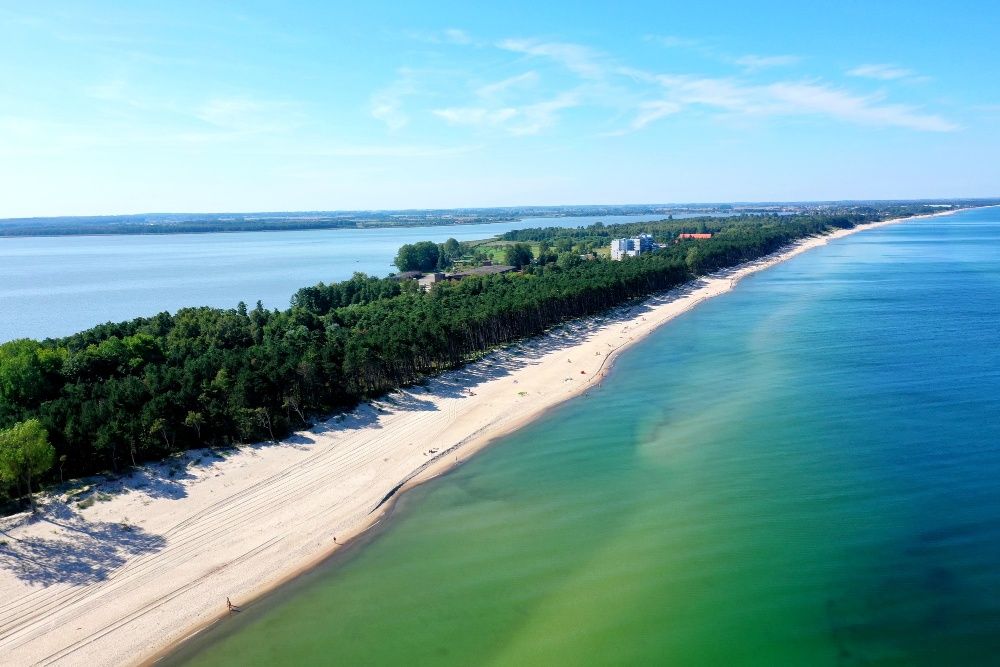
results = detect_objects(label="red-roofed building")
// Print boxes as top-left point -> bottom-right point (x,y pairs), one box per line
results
677,233 -> 713,240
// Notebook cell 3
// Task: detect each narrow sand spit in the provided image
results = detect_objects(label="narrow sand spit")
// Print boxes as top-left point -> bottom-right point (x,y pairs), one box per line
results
0,211 -> 958,666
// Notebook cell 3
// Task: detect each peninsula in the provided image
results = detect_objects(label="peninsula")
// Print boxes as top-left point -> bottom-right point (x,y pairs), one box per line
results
0,206 -> 967,666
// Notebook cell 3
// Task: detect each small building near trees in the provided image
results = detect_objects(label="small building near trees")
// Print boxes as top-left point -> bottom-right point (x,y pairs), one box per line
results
416,264 -> 516,291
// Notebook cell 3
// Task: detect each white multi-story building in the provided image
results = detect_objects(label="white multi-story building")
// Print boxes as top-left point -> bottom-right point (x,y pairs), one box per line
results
610,234 -> 655,260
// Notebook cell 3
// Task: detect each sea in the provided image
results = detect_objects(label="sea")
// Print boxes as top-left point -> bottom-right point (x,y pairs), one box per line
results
163,206 -> 1000,666
0,214 -> 673,343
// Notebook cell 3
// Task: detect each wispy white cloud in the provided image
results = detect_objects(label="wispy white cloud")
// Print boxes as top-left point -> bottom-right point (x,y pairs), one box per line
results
377,33 -> 955,138
644,34 -> 702,49
734,54 -> 801,71
370,97 -> 407,130
847,63 -> 916,81
83,79 -> 159,112
645,35 -> 800,73
498,39 -> 607,78
631,100 -> 683,129
195,97 -> 296,135
763,81 -> 956,131
653,74 -> 754,112
433,107 -> 519,127
319,144 -> 480,158
85,79 -> 130,102
1,92 -> 305,158
637,74 -> 958,132
476,71 -> 539,98
509,91 -> 581,135
370,71 -> 417,130
405,27 -> 477,46
443,28 -> 472,45
603,100 -> 683,135
432,91 -> 580,136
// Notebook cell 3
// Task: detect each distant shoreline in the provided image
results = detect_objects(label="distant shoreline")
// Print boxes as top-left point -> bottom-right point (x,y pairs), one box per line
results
0,201 -> 983,238
0,219 -> 521,239
0,209 -> 693,239
0,208 -> 968,667
0,212 -> 676,239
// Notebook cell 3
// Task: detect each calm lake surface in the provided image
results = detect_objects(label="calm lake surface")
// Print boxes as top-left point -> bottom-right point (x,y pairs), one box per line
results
167,207 -> 1000,666
0,214 -> 673,342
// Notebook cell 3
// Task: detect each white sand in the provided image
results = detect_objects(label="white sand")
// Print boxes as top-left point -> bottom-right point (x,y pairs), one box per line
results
0,211 -> 957,666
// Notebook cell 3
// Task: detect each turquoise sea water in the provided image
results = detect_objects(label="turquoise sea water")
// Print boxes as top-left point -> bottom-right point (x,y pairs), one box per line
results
0,214 -> 674,342
168,208 -> 1000,666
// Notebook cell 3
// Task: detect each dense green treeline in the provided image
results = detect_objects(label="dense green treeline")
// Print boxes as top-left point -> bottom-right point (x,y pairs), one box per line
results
393,238 -> 467,272
499,206 -> 930,247
0,208 -> 943,507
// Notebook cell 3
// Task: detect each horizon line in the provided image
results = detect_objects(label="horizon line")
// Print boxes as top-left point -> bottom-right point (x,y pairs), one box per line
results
3,197 -> 999,222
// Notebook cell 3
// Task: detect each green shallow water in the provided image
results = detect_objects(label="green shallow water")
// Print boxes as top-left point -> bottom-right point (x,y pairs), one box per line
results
169,208 -> 1000,666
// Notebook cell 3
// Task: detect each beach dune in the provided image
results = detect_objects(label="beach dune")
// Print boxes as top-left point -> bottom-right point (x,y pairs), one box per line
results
0,213 -> 948,666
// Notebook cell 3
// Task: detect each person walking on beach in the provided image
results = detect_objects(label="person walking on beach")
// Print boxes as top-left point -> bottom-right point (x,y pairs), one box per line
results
227,597 -> 233,612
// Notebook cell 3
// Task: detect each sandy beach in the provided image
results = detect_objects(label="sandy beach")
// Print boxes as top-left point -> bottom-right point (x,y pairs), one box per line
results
0,210 -> 957,666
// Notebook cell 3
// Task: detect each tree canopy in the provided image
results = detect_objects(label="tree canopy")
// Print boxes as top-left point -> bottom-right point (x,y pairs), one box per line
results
0,419 -> 54,510
394,241 -> 442,272
503,243 -> 534,268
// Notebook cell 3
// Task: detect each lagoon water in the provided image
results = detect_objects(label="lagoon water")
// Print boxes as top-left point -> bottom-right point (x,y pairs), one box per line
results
0,214 -> 671,342
168,207 -> 1000,666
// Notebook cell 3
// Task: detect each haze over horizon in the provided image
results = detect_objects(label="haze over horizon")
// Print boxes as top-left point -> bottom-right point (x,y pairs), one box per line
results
3,198 -> 990,223
2,1 -> 998,218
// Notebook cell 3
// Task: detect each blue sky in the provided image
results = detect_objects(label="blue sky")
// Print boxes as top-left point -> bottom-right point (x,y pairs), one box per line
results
1,1 -> 998,216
